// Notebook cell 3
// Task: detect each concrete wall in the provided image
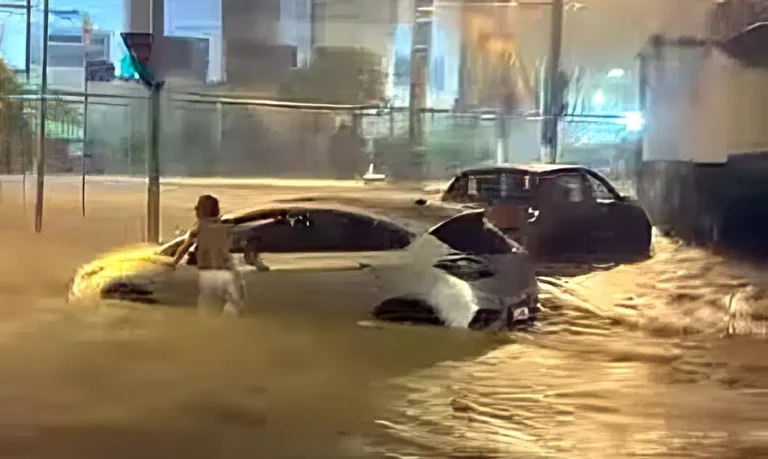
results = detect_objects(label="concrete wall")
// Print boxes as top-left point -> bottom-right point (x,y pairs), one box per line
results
725,58 -> 768,155
639,38 -> 768,246
644,45 -> 768,164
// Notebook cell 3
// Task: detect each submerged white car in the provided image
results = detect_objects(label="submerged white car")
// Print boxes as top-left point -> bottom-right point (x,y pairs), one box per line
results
68,205 -> 538,330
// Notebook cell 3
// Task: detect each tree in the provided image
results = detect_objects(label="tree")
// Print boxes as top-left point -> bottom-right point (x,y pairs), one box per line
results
0,57 -> 25,172
0,57 -> 82,173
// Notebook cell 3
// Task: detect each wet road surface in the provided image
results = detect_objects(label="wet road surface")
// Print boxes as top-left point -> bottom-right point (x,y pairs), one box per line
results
1,178 -> 767,458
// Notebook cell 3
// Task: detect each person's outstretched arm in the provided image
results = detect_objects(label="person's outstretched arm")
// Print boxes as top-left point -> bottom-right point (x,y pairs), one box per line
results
172,224 -> 199,266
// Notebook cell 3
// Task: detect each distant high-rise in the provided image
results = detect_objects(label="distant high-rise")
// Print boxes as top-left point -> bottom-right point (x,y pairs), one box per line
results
222,0 -> 313,88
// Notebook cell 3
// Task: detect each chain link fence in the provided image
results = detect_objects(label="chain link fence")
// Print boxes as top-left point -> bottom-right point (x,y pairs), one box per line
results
0,90 -> 642,188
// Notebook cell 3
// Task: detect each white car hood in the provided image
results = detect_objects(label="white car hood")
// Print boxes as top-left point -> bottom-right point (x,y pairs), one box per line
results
69,245 -> 171,302
399,234 -> 534,328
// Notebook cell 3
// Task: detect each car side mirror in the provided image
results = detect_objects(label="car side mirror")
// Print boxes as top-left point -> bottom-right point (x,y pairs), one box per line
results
415,198 -> 427,206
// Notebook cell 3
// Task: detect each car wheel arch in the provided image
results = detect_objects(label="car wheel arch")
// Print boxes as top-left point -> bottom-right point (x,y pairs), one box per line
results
372,296 -> 445,327
100,280 -> 158,304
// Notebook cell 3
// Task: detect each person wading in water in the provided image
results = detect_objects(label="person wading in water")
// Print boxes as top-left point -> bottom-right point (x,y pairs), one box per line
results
171,194 -> 245,316
329,122 -> 366,179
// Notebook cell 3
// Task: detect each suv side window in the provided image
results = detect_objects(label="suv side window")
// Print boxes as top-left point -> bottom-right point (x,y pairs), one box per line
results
584,173 -> 616,201
468,174 -> 501,203
552,173 -> 590,202
443,175 -> 469,202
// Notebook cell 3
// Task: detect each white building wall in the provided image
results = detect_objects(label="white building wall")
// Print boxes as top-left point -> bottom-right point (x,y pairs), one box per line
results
644,45 -> 768,164
726,56 -> 768,156
689,49 -> 731,163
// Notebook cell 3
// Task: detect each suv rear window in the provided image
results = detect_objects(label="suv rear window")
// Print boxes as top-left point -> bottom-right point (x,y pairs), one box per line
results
444,171 -> 533,204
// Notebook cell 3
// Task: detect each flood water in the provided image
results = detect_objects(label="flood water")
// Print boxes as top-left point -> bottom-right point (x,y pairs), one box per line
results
1,179 -> 768,458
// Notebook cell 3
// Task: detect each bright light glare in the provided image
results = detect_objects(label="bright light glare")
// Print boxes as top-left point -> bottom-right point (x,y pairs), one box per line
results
592,90 -> 605,106
607,68 -> 625,78
623,111 -> 644,131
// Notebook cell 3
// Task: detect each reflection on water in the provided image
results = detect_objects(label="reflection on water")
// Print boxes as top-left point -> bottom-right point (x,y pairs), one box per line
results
369,235 -> 768,458
0,300 -> 508,458
2,184 -> 768,458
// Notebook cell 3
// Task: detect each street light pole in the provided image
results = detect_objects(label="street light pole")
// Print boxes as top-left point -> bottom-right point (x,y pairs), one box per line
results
543,0 -> 564,163
81,71 -> 88,216
25,0 -> 31,82
147,82 -> 161,242
119,27 -> 161,242
146,0 -> 163,243
81,12 -> 92,217
34,0 -> 50,233
407,0 -> 432,181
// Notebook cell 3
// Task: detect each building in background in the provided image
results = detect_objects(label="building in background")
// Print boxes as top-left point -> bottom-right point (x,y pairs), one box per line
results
0,0 -> 123,86
458,3 -> 535,112
222,0 -> 315,90
27,10 -> 113,91
636,0 -> 768,252
164,0 -> 223,82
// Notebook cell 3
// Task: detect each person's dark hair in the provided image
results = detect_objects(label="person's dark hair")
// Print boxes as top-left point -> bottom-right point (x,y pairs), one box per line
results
195,194 -> 220,218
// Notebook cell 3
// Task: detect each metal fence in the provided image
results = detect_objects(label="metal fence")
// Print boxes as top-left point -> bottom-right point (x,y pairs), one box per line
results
0,90 -> 642,186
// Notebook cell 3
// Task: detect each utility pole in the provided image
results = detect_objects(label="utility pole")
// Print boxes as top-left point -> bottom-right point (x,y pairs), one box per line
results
34,0 -> 50,233
147,82 -> 161,242
122,0 -> 164,243
81,12 -> 92,217
407,0 -> 433,180
147,0 -> 163,243
542,0 -> 564,163
25,0 -> 31,82
81,79 -> 88,216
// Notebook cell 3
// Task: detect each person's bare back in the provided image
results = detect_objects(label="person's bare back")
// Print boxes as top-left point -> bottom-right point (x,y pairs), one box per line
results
195,218 -> 231,270
172,194 -> 244,316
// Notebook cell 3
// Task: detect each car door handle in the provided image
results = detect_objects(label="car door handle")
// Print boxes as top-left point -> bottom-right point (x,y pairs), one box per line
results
358,263 -> 371,269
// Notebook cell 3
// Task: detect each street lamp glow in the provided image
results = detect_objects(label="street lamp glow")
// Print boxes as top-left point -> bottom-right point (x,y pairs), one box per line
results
592,89 -> 605,106
607,68 -> 625,78
623,111 -> 644,131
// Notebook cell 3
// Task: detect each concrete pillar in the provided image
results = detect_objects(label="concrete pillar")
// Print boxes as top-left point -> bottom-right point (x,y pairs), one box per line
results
124,0 -> 151,32
152,0 -> 164,37
212,101 -> 223,173
122,0 -> 163,35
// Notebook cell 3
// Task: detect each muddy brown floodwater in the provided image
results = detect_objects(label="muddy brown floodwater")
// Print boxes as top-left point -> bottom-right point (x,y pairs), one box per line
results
1,178 -> 768,458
